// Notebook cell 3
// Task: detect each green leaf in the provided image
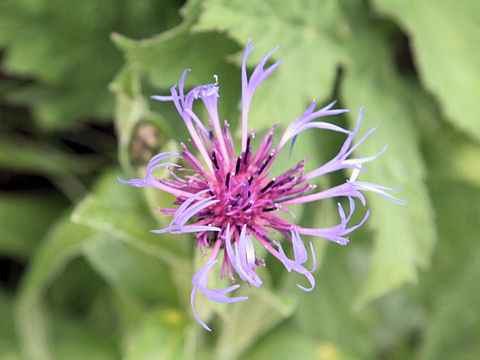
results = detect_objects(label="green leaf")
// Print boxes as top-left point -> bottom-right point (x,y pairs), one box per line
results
110,65 -> 148,174
0,0 -> 183,130
414,130 -> 480,359
49,313 -> 119,360
46,257 -> 111,321
0,191 -> 66,258
422,133 -> 480,287
111,0 -> 241,130
0,135 -> 98,176
15,215 -> 97,360
16,285 -> 119,360
0,292 -> 22,359
18,217 -> 95,301
214,286 -> 296,360
423,125 -> 480,190
0,134 -> 100,199
293,244 -> 375,358
110,289 -> 146,335
112,31 -> 239,92
195,0 -> 350,128
372,0 -> 480,143
342,27 -> 436,307
123,308 -> 186,360
110,65 -> 171,175
71,178 -> 186,261
245,323 -> 357,360
419,246 -> 480,360
71,169 -> 193,308
83,233 -> 177,306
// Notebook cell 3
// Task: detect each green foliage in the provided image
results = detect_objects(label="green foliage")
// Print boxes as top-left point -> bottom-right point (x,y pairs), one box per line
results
0,0 -> 183,130
0,292 -> 21,359
15,215 -> 101,360
246,323 -> 357,360
294,243 -> 376,358
195,0 -> 347,126
417,129 -> 480,360
0,192 -> 66,258
342,26 -> 436,308
372,0 -> 480,143
2,0 -> 480,359
111,0 -> 242,132
123,309 -> 186,360
213,286 -> 296,360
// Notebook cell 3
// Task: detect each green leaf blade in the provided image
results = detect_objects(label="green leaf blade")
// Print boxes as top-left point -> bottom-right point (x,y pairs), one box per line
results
372,0 -> 480,143
342,28 -> 436,307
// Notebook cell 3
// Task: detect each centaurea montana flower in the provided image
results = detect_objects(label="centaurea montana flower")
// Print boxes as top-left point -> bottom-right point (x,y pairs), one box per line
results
119,40 -> 405,331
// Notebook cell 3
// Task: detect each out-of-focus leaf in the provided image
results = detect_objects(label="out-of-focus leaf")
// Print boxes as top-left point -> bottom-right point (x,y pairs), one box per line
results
293,244 -> 375,358
0,134 -> 100,199
46,257 -> 110,322
112,32 -> 239,93
112,0 -> 241,132
110,65 -> 147,174
424,127 -> 480,190
0,0 -> 183,129
214,286 -> 296,360
71,171 -> 186,259
0,192 -> 66,258
342,27 -> 436,307
422,132 -> 480,286
0,291 -> 22,359
15,215 -> 97,360
18,217 -> 95,301
110,289 -> 146,335
83,233 -> 177,306
245,323 -> 357,360
195,0 -> 351,128
372,0 -> 480,143
419,245 -> 480,360
124,308 -> 186,360
110,65 -> 170,175
372,290 -> 425,358
0,135 -> 98,176
71,169 -> 192,308
50,313 -> 119,360
112,0 -> 236,88
14,213 -> 119,360
414,128 -> 480,358
71,188 -> 156,243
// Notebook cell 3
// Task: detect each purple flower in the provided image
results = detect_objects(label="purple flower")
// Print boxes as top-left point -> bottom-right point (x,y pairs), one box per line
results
119,40 -> 405,331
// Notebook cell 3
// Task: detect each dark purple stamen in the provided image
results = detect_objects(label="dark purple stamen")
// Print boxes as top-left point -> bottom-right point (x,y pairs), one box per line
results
261,179 -> 275,193
242,200 -> 254,211
212,151 -> 219,170
225,172 -> 231,188
257,151 -> 274,175
235,157 -> 241,174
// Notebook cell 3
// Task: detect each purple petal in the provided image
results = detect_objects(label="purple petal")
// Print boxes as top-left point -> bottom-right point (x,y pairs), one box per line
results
279,101 -> 350,149
276,228 -> 316,290
225,225 -> 262,287
190,259 -> 248,331
117,151 -> 183,188
349,181 -> 407,205
155,189 -> 221,235
298,198 -> 370,245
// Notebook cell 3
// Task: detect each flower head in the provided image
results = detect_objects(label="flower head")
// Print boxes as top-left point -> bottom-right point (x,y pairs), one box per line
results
119,40 -> 404,331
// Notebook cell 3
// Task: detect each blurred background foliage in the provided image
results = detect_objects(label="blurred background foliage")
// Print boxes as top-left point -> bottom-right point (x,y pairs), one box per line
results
0,0 -> 479,359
